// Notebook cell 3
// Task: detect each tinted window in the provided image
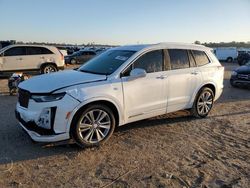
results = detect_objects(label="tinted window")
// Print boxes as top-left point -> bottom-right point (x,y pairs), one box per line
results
41,47 -> 53,54
4,47 -> 26,56
27,47 -> 53,55
79,50 -> 135,75
134,50 -> 163,73
188,50 -> 196,67
168,49 -> 189,70
192,50 -> 210,66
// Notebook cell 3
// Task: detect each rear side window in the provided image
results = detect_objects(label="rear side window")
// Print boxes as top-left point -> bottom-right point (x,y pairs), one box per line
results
188,50 -> 196,67
168,49 -> 189,70
192,50 -> 210,66
4,47 -> 26,56
134,50 -> 163,73
41,47 -> 53,54
27,47 -> 53,55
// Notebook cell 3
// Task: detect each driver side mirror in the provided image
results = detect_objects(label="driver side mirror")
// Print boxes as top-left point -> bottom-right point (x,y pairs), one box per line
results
129,68 -> 146,80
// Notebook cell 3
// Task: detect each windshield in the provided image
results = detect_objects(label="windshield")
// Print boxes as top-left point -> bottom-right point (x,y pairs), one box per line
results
78,50 -> 136,75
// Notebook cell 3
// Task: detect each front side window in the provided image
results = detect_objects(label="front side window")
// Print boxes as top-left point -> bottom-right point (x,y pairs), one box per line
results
133,50 -> 163,73
168,49 -> 189,70
192,50 -> 210,66
79,50 -> 135,75
4,47 -> 26,56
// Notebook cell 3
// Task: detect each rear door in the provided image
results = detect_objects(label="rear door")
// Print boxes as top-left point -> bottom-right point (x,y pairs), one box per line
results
26,47 -> 54,69
166,49 -> 202,113
2,46 -> 27,71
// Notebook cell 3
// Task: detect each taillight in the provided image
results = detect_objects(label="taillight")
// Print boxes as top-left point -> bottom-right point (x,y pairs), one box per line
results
59,52 -> 64,60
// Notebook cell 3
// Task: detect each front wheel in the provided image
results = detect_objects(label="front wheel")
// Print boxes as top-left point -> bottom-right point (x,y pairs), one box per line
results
71,104 -> 116,148
191,87 -> 214,118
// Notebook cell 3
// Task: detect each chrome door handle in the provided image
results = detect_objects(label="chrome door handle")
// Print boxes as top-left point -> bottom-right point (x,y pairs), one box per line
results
40,56 -> 45,59
191,72 -> 198,75
16,58 -> 23,60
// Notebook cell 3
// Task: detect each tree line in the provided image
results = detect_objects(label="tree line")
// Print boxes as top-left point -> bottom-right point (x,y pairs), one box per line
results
194,41 -> 250,48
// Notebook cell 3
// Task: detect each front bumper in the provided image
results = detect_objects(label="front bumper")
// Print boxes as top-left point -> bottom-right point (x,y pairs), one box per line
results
230,76 -> 250,86
15,94 -> 80,142
18,121 -> 70,142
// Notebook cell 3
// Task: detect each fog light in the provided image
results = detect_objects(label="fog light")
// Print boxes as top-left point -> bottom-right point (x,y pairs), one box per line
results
36,108 -> 51,129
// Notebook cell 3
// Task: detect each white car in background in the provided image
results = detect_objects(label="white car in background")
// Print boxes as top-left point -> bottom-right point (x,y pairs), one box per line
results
16,43 -> 224,147
0,44 -> 65,75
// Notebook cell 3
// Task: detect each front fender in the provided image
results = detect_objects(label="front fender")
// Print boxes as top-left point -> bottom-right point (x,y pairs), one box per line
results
65,96 -> 124,133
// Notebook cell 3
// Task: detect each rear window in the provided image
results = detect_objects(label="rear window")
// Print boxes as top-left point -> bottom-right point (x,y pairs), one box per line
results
192,50 -> 210,66
168,49 -> 190,70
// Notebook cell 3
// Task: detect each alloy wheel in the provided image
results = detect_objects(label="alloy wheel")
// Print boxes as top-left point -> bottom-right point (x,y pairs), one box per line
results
197,91 -> 213,115
78,109 -> 111,144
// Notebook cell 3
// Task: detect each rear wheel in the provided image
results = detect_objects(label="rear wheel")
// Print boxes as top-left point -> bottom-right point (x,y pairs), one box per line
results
70,58 -> 77,64
41,64 -> 58,74
71,104 -> 115,148
227,57 -> 233,63
191,87 -> 214,118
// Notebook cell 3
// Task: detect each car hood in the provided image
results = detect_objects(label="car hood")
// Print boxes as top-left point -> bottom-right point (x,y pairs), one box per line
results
235,65 -> 250,74
19,70 -> 107,93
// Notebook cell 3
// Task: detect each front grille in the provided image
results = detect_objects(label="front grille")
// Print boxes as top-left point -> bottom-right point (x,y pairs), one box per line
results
238,74 -> 250,80
18,89 -> 30,108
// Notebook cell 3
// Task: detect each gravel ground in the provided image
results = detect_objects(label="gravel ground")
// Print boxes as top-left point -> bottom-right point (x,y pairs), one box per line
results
0,63 -> 249,188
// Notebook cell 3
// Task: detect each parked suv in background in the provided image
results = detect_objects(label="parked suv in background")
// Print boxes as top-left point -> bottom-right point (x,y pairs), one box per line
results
0,45 -> 65,75
16,43 -> 224,147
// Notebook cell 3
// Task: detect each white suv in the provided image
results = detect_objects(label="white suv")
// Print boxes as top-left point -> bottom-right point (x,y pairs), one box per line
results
15,43 -> 224,147
0,44 -> 65,75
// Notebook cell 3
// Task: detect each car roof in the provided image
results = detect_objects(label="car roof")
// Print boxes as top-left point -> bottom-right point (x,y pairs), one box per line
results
4,44 -> 56,49
113,42 -> 211,52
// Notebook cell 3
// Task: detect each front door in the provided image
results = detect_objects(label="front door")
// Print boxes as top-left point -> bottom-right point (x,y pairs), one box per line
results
2,46 -> 27,71
121,49 -> 166,122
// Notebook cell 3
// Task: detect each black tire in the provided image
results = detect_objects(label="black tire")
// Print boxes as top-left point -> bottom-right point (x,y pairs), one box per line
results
71,104 -> 116,148
190,87 -> 214,118
70,58 -> 77,64
230,79 -> 237,87
41,64 -> 58,74
227,57 -> 233,63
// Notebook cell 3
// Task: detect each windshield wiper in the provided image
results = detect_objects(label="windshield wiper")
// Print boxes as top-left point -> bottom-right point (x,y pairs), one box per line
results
79,69 -> 107,75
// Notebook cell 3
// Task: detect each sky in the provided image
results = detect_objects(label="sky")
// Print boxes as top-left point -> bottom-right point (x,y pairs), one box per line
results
0,0 -> 250,45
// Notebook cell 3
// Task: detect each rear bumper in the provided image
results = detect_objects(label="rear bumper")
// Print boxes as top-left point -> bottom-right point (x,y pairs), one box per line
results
58,66 -> 65,70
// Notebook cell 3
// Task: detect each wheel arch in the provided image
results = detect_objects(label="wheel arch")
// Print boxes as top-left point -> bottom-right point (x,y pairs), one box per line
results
40,62 -> 58,70
67,98 -> 123,135
190,82 -> 217,106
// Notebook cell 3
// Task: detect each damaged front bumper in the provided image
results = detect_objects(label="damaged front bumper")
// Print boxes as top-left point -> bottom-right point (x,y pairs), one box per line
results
15,94 -> 80,142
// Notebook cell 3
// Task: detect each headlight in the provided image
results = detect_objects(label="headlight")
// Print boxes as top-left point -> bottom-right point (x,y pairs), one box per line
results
31,93 -> 65,102
231,71 -> 238,76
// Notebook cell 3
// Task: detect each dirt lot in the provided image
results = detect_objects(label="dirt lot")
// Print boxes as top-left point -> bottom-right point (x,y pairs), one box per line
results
0,63 -> 249,188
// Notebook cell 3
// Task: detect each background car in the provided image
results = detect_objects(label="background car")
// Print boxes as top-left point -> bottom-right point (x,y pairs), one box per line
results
0,44 -> 65,75
230,60 -> 250,87
237,52 -> 250,66
64,50 -> 96,64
